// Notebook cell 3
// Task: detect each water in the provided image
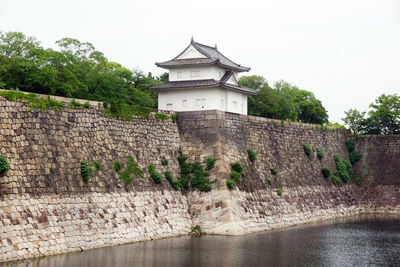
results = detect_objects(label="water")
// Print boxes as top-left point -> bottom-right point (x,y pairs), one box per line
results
3,215 -> 400,267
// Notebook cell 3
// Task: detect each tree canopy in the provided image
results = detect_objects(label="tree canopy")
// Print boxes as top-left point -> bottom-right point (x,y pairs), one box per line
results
239,75 -> 328,124
343,94 -> 400,135
0,31 -> 166,115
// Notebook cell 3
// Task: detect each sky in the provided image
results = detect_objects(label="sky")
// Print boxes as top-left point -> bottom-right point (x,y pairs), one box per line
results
1,0 -> 399,123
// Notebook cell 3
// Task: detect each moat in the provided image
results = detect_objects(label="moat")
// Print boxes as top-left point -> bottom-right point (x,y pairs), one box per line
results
3,215 -> 400,267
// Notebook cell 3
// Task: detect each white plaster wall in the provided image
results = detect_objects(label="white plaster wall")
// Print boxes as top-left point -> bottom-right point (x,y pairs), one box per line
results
176,44 -> 207,59
169,66 -> 225,81
227,90 -> 247,115
158,88 -> 247,115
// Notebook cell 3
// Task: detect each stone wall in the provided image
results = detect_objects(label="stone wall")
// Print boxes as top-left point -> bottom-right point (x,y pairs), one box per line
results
0,102 -> 399,263
177,111 -> 400,235
0,99 -> 191,262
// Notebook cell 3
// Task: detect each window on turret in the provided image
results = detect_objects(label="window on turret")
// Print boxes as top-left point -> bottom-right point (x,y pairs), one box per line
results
182,100 -> 187,107
233,101 -> 237,110
191,71 -> 200,78
177,71 -> 182,78
166,103 -> 173,110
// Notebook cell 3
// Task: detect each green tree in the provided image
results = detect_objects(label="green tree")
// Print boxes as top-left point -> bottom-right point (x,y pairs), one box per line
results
342,108 -> 366,134
369,94 -> 400,135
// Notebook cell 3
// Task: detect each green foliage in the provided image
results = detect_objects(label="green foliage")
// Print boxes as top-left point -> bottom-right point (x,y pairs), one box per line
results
154,112 -> 169,121
247,149 -> 257,162
302,143 -> 312,156
343,94 -> 400,135
177,149 -> 213,192
226,180 -> 236,188
115,156 -> 143,185
230,162 -> 243,173
316,148 -> 324,160
331,175 -> 341,186
170,113 -> 178,123
93,161 -> 101,171
334,155 -> 351,183
227,162 -> 245,189
280,120 -> 285,127
349,151 -> 361,165
0,155 -> 10,174
147,163 -> 162,184
205,156 -> 215,171
276,189 -> 283,196
83,101 -> 90,108
239,76 -> 328,124
343,160 -> 352,175
345,140 -> 355,153
161,159 -> 169,166
270,168 -> 278,175
0,91 -> 65,111
353,176 -> 361,186
80,160 -> 92,184
321,167 -> 331,178
266,178 -> 273,185
191,225 -> 203,236
164,170 -> 180,190
113,161 -> 123,172
68,99 -> 82,109
0,31 -> 159,118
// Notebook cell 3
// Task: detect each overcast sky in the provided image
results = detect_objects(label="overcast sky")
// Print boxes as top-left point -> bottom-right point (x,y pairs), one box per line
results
1,0 -> 399,123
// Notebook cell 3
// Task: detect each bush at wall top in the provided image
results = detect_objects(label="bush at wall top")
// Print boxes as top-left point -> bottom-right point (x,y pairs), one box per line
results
302,143 -> 312,156
154,113 -> 169,121
0,156 -> 10,174
247,149 -> 257,162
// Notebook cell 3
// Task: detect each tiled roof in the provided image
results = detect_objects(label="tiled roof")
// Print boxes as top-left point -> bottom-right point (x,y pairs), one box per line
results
150,71 -> 259,95
155,39 -> 250,72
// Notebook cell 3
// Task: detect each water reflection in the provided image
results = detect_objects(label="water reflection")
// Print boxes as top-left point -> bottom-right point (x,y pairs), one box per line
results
3,215 -> 400,267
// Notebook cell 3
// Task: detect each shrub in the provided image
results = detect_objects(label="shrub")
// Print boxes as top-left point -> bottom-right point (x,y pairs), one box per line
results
345,139 -> 355,153
113,161 -> 123,172
276,189 -> 283,196
147,163 -> 163,184
164,171 -> 180,190
266,178 -> 273,185
205,157 -> 215,170
154,113 -> 169,121
83,101 -> 90,108
0,156 -> 10,174
343,160 -> 352,174
349,151 -> 361,165
331,175 -> 341,185
353,176 -> 361,186
316,148 -> 324,160
280,120 -> 285,127
69,99 -> 81,109
177,149 -> 213,192
103,102 -> 108,109
164,171 -> 173,182
93,161 -> 102,171
170,114 -> 178,123
115,156 -> 144,185
302,143 -> 312,156
161,159 -> 169,166
321,167 -> 331,178
226,180 -> 236,188
334,154 -> 350,183
191,225 -> 203,236
81,160 -> 92,184
270,168 -> 278,175
230,162 -> 243,173
230,170 -> 242,183
247,149 -> 257,162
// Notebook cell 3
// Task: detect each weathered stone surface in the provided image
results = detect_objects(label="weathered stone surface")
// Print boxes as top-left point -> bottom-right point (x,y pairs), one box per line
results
0,101 -> 399,263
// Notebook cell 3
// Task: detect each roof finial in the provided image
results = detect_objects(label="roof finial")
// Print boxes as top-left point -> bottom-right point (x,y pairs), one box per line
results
191,36 -> 194,43
215,43 -> 218,50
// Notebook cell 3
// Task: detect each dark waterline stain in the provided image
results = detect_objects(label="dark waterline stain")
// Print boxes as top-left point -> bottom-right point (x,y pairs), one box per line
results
2,215 -> 400,267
